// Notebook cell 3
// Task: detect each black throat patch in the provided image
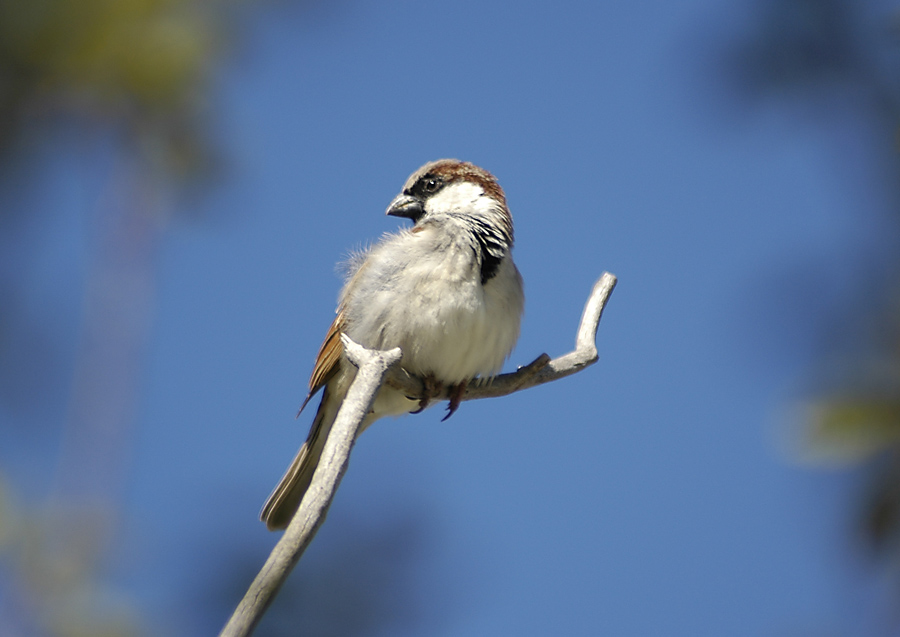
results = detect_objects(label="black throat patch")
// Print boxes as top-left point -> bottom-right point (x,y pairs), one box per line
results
470,219 -> 509,285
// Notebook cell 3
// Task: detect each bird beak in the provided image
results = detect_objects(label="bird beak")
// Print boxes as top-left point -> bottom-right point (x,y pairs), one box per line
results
386,194 -> 424,220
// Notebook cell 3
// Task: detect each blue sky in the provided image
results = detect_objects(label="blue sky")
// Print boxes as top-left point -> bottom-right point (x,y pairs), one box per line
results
3,0 -> 896,635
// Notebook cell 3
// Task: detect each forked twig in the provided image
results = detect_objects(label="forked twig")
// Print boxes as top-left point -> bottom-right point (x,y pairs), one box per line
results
219,272 -> 617,637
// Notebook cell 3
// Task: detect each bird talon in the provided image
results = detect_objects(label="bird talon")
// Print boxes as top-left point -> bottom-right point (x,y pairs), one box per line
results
441,381 -> 467,422
410,373 -> 442,415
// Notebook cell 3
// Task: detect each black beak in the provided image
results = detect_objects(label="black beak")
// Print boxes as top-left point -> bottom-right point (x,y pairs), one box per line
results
386,193 -> 425,221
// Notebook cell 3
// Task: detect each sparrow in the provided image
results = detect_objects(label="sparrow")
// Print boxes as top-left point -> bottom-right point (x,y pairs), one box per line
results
261,159 -> 524,531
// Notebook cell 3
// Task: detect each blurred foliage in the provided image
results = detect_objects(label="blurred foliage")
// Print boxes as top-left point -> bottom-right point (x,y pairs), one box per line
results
0,0 -> 293,635
801,308 -> 900,559
0,474 -> 139,636
805,395 -> 900,463
733,0 -> 900,181
734,0 -> 862,90
0,0 -> 424,634
736,0 -> 900,604
0,0 -> 230,183
0,3 -> 230,630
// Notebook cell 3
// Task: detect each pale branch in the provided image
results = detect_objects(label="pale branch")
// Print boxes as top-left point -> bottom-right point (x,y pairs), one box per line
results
219,340 -> 402,637
219,271 -> 617,637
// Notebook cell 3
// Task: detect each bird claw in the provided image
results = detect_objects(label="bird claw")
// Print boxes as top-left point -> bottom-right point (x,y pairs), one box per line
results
408,376 -> 466,420
410,374 -> 442,415
441,381 -> 467,422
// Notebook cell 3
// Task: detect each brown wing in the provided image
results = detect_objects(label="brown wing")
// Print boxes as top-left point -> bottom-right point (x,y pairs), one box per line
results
297,309 -> 345,417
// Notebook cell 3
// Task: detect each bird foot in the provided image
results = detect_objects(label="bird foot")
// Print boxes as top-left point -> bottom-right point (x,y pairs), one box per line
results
441,381 -> 467,422
409,373 -> 443,414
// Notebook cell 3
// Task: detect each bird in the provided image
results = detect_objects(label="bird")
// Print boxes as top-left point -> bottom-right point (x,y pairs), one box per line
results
260,159 -> 525,531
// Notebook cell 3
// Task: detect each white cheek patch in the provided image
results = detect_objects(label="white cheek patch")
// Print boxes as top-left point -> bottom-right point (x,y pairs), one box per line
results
426,181 -> 484,214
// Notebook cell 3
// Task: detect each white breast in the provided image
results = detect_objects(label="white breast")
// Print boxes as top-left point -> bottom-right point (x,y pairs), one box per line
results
341,223 -> 524,385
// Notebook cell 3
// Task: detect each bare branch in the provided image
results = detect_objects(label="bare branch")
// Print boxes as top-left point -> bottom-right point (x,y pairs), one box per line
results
219,340 -> 402,637
220,271 -> 616,636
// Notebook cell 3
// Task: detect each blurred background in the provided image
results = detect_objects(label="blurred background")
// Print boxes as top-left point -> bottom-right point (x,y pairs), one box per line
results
2,0 -> 900,635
